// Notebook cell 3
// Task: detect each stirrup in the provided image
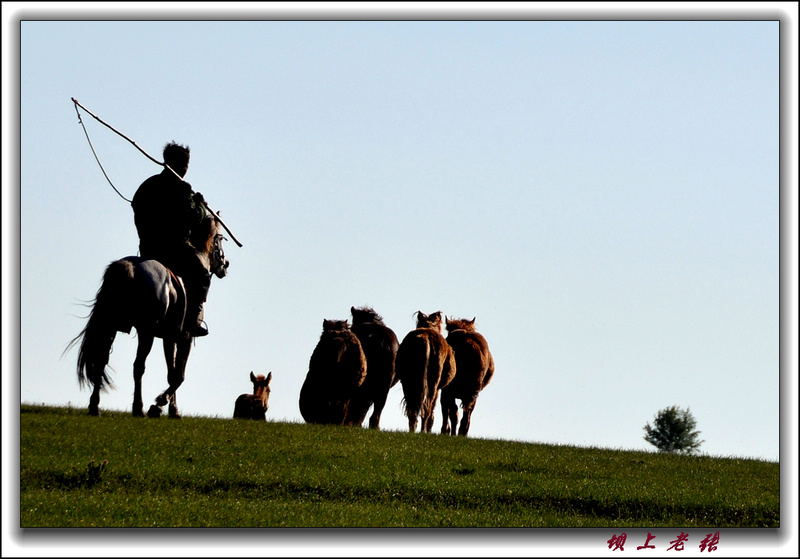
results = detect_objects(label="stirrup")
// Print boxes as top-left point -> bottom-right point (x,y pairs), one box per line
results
192,320 -> 209,337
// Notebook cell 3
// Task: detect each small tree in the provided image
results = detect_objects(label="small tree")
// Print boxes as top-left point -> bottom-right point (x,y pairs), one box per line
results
643,405 -> 704,455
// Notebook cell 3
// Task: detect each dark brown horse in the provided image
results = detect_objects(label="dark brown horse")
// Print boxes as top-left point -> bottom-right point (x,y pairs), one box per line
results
299,319 -> 367,425
344,306 -> 400,430
66,214 -> 229,418
440,317 -> 495,437
395,311 -> 456,433
233,371 -> 273,420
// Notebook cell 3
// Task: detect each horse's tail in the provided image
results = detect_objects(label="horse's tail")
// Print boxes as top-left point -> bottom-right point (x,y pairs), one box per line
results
396,331 -> 430,420
65,259 -> 135,391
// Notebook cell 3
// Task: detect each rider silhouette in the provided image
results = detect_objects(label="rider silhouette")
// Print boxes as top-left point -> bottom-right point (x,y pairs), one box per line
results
131,142 -> 211,337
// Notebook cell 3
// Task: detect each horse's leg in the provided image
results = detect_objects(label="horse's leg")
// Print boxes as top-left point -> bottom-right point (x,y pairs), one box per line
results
132,332 -> 154,417
154,337 -> 178,407
425,390 -> 440,433
368,380 -> 391,430
168,392 -> 180,419
458,394 -> 479,437
406,396 -> 419,432
440,389 -> 456,435
421,404 -> 431,433
86,331 -> 116,416
439,398 -> 448,434
450,405 -> 460,435
337,402 -> 349,426
420,390 -> 436,434
88,379 -> 101,417
148,339 -> 174,418
421,410 -> 430,433
166,335 -> 192,418
421,367 -> 441,433
147,338 -> 175,417
367,402 -> 383,430
408,413 -> 418,433
423,410 -> 434,433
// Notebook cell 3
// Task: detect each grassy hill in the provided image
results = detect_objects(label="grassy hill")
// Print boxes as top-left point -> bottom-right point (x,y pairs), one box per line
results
19,405 -> 779,528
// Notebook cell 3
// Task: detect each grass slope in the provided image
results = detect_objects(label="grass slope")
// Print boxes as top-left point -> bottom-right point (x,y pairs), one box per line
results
20,405 -> 779,528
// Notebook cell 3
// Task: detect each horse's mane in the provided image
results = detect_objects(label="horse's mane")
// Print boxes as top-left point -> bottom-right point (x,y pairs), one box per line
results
446,317 -> 477,333
322,319 -> 350,332
414,311 -> 443,332
189,215 -> 217,256
351,306 -> 385,325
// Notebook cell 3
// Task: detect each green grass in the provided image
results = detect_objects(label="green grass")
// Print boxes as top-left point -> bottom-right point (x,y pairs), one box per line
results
19,404 -> 779,528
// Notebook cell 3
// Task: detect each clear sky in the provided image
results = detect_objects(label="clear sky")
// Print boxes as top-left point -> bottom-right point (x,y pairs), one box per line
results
5,3 -> 798,553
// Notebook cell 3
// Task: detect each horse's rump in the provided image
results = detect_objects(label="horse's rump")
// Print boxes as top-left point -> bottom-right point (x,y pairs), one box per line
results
444,331 -> 490,393
132,258 -> 186,337
348,322 -> 399,411
97,259 -> 138,333
440,322 -> 494,436
69,259 -> 137,389
69,256 -> 186,390
300,325 -> 367,425
395,329 -> 433,417
307,330 -> 366,390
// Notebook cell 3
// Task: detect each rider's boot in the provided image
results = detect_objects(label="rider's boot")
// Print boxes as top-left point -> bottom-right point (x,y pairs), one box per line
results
186,272 -> 211,338
191,303 -> 208,337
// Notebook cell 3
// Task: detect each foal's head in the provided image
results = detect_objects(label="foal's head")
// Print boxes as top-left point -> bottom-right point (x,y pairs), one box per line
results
250,371 -> 272,405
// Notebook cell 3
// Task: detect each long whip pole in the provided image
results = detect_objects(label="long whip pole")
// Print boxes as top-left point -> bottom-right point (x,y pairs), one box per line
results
71,97 -> 243,248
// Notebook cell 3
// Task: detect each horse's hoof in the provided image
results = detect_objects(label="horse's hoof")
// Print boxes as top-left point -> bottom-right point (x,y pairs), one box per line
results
147,405 -> 163,418
88,407 -> 99,416
168,409 -> 182,419
155,395 -> 169,407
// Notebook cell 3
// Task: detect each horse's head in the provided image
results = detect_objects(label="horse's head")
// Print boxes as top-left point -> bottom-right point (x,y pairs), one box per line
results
192,215 -> 230,279
446,317 -> 477,334
210,229 -> 230,279
351,306 -> 384,326
415,311 -> 443,332
250,371 -> 272,406
322,319 -> 350,332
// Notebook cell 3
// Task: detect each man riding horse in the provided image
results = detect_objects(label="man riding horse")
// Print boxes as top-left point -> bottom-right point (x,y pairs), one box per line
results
131,141 -> 212,337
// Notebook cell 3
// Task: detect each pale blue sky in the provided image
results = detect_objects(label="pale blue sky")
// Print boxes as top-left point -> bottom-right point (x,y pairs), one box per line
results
12,14 -> 787,460
5,3 -> 799,556
16,17 -> 783,459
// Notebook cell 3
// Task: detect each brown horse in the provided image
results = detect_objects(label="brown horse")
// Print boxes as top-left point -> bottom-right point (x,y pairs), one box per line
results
440,317 -> 495,437
233,372 -> 273,420
345,306 -> 400,430
299,319 -> 367,425
66,214 -> 229,418
395,311 -> 456,433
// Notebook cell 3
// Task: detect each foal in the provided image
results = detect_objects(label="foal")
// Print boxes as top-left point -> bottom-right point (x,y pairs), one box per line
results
233,371 -> 273,420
